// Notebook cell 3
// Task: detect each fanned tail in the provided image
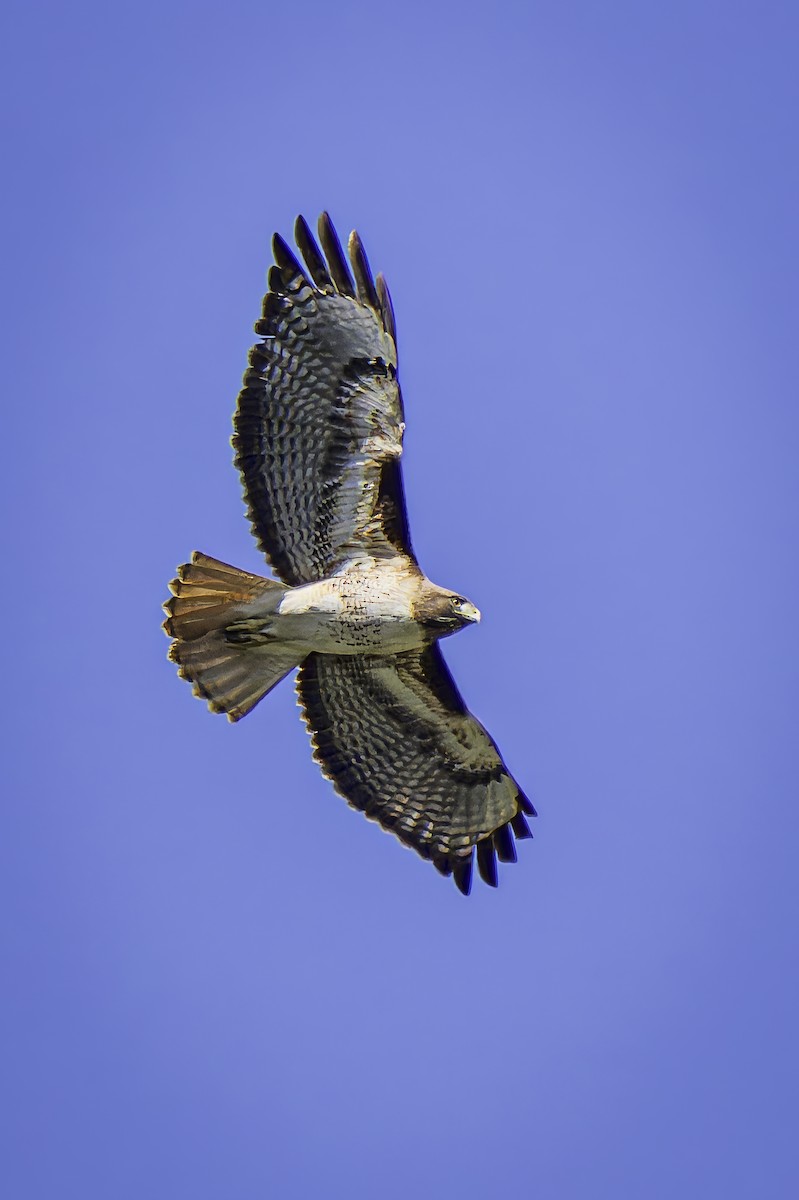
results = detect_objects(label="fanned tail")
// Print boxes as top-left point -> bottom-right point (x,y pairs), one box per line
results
168,631 -> 301,722
163,552 -> 301,721
163,552 -> 282,642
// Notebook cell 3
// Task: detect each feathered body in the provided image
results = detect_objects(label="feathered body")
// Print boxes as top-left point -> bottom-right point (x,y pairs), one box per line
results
163,214 -> 535,894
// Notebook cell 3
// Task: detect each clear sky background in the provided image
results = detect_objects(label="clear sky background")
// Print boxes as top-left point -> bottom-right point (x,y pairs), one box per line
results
2,2 -> 798,1196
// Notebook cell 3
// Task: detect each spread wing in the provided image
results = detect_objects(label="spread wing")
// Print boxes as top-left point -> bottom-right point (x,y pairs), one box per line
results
233,214 -> 414,587
297,645 -> 535,894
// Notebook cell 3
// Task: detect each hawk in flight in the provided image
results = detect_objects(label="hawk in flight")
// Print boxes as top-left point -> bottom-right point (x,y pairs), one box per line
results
163,214 -> 535,893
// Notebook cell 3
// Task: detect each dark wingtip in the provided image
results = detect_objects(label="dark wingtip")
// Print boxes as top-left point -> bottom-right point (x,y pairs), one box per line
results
348,229 -> 380,310
272,232 -> 307,285
294,214 -> 332,290
493,823 -> 517,864
518,788 -> 537,817
453,852 -> 473,896
476,838 -> 499,887
317,212 -> 356,297
510,811 -> 534,841
375,273 -> 397,345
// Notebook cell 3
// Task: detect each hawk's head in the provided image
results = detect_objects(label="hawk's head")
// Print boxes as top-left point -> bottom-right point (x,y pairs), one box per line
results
413,584 -> 481,637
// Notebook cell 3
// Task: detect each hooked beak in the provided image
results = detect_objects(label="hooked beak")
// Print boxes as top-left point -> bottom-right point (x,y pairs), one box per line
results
460,601 -> 481,624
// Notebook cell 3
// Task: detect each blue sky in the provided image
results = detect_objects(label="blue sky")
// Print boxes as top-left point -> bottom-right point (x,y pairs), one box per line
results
3,2 -> 798,1196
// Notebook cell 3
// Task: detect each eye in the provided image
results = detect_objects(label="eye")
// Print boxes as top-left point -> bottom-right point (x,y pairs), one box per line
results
451,596 -> 466,609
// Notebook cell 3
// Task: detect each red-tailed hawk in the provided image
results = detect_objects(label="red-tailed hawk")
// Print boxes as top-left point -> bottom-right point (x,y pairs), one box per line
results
163,214 -> 535,893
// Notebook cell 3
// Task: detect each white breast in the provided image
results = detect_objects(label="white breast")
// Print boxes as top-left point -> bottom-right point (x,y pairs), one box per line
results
275,568 -> 422,654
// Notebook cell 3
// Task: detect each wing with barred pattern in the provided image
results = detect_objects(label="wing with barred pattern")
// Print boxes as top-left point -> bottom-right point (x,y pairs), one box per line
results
297,645 -> 535,894
233,214 -> 414,586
